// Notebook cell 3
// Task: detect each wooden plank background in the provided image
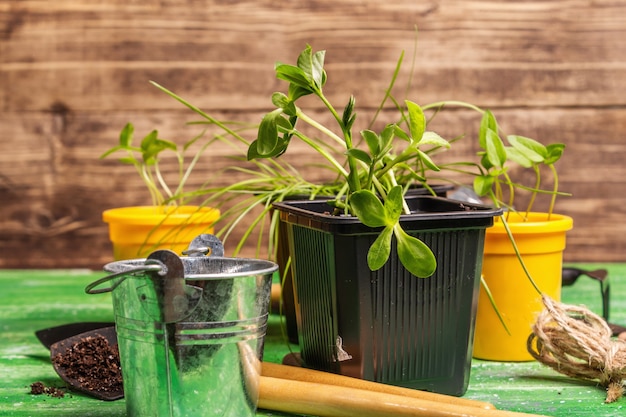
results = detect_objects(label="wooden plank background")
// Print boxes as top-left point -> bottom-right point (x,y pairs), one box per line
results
1,0 -> 625,269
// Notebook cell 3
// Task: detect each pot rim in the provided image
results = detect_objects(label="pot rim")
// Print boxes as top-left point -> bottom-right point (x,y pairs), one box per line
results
490,212 -> 573,234
102,205 -> 219,225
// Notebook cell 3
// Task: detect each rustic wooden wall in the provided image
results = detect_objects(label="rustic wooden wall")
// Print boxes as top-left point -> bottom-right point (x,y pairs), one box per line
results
1,0 -> 625,269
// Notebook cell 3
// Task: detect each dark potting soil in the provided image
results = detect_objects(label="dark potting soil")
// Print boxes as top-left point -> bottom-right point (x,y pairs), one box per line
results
30,381 -> 66,398
52,335 -> 123,395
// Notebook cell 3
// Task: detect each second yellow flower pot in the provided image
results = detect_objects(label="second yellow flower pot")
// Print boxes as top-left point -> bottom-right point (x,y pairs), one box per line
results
473,212 -> 573,361
102,206 -> 220,260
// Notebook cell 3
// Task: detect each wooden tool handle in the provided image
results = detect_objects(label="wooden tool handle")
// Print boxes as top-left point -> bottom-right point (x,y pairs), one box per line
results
259,375 -> 549,417
262,361 -> 494,410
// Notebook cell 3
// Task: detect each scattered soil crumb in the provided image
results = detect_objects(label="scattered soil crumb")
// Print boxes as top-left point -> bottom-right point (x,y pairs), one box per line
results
52,335 -> 123,395
30,381 -> 65,398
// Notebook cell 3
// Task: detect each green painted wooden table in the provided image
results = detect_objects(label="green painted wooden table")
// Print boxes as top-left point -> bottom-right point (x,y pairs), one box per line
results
1,264 -> 626,417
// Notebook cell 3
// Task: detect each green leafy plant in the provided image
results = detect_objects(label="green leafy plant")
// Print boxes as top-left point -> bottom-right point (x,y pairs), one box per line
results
244,44 -> 569,286
472,109 -> 566,218
419,104 -> 568,299
381,96 -> 569,220
101,41 -> 570,344
415,104 -> 567,217
100,122 -> 209,207
102,42 -> 568,283
100,74 -> 345,269
248,45 -> 452,278
144,82 -> 343,260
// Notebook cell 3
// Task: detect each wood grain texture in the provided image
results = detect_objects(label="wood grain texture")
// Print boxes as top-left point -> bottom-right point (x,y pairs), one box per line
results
1,0 -> 625,268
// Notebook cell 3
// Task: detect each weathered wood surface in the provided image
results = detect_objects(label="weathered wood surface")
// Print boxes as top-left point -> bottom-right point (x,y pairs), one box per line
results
2,266 -> 625,416
1,0 -> 625,268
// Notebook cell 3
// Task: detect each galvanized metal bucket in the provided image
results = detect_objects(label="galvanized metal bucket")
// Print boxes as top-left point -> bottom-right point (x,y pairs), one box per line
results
86,235 -> 277,417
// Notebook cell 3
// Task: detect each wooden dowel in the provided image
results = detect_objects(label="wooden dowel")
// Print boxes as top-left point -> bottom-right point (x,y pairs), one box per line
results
270,282 -> 282,313
259,375 -> 550,417
262,361 -> 495,410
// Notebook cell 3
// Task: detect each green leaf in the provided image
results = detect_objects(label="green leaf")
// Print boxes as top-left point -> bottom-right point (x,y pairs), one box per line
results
271,92 -> 291,109
342,95 -> 356,131
545,143 -> 565,164
101,123 -> 139,159
383,185 -> 404,222
479,152 -> 493,170
473,175 -> 494,196
275,113 -> 294,131
119,123 -> 134,147
140,129 -> 158,151
143,141 -> 175,164
405,100 -> 425,143
345,148 -> 372,165
350,190 -> 387,227
479,110 -> 498,149
297,46 -> 326,89
117,156 -> 137,165
367,226 -> 393,271
311,51 -> 326,89
100,145 -> 123,159
417,149 -> 441,172
393,124 -> 411,142
361,130 -> 380,156
379,124 -> 395,152
507,135 -> 546,163
394,226 -> 437,278
344,113 -> 357,132
288,83 -> 314,102
505,146 -> 533,168
418,131 -> 450,148
140,131 -> 176,164
256,109 -> 283,156
484,129 -> 507,168
247,138 -> 289,160
275,64 -> 311,90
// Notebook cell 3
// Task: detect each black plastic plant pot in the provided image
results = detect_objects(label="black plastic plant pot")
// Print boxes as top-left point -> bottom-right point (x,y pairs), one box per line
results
273,195 -> 502,396
277,184 -> 454,345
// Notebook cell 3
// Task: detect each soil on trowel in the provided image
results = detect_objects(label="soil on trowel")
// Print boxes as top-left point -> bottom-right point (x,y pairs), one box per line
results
52,334 -> 123,396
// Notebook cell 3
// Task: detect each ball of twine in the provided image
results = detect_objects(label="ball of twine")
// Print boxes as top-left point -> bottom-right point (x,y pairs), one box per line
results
527,294 -> 626,403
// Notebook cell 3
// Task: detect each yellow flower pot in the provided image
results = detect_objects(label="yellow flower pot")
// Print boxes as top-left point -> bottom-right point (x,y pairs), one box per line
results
473,212 -> 573,361
102,206 -> 220,260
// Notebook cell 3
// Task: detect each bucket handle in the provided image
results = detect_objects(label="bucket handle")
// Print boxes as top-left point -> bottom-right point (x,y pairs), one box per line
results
85,262 -> 163,294
86,234 -> 225,295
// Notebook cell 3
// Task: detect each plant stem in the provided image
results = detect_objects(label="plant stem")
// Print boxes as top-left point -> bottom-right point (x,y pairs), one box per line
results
501,216 -> 543,295
502,170 -> 515,216
525,165 -> 540,217
288,129 -> 350,180
153,160 -> 173,202
422,100 -> 485,114
375,147 -> 418,179
386,170 -> 411,214
369,50 -> 405,130
295,110 -> 346,148
150,81 -> 250,147
548,164 -> 559,220
315,94 -> 362,192
140,164 -> 163,206
480,276 -> 511,335
176,135 -> 213,201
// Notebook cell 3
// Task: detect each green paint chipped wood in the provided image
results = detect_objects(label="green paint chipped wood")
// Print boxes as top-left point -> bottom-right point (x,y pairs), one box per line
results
1,265 -> 626,416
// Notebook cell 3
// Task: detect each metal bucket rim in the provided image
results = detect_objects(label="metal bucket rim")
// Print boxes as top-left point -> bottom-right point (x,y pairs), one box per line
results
103,255 -> 278,280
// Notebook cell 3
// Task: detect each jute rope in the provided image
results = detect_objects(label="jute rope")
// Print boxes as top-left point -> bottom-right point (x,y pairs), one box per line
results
527,294 -> 626,403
